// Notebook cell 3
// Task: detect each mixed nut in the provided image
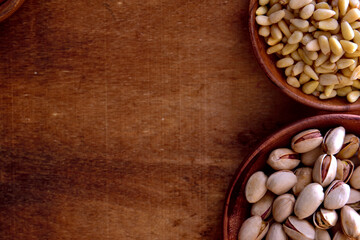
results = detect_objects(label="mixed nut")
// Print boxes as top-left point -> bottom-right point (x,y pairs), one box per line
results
255,0 -> 360,103
239,126 -> 360,240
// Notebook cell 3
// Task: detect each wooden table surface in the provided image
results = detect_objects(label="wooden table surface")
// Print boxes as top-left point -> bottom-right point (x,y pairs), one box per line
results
0,0 -> 350,239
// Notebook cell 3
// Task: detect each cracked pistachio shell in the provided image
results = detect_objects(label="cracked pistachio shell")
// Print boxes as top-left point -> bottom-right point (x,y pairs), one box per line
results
333,231 -> 351,240
246,171 -> 268,203
238,215 -> 269,240
336,134 -> 360,159
292,167 -> 312,196
294,183 -> 324,219
346,188 -> 360,210
301,146 -> 324,167
267,148 -> 300,170
341,206 -> 360,239
312,154 -> 337,187
291,129 -> 323,153
265,222 -> 288,240
322,126 -> 346,155
315,229 -> 331,240
251,192 -> 275,219
336,159 -> 354,183
313,208 -> 338,229
324,180 -> 350,209
272,194 -> 295,223
350,166 -> 360,189
283,216 -> 315,240
266,171 -> 297,195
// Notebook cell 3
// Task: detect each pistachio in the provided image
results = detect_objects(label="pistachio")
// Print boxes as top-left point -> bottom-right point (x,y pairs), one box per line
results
336,134 -> 360,159
294,183 -> 324,219
265,222 -> 288,240
291,129 -> 323,153
350,166 -> 360,189
266,171 -> 297,195
312,154 -> 337,187
322,126 -> 346,155
246,171 -> 268,203
267,148 -> 300,170
346,188 -> 360,210
292,167 -> 312,196
251,192 -> 275,219
272,194 -> 295,222
301,146 -> 324,166
341,206 -> 360,239
324,180 -> 351,209
283,216 -> 315,240
238,215 -> 269,240
315,229 -> 331,240
313,208 -> 338,229
336,159 -> 355,183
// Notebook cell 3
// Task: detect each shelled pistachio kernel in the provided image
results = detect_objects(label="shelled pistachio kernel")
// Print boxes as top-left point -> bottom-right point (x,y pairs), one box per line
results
255,0 -> 360,103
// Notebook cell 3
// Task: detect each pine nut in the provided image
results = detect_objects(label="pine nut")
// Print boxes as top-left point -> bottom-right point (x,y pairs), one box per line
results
337,86 -> 352,96
269,10 -> 286,23
319,74 -> 340,85
349,57 -> 358,71
341,21 -> 355,40
304,65 -> 319,79
298,48 -> 313,65
340,40 -> 358,53
259,26 -> 271,37
289,0 -> 312,9
260,0 -> 270,5
330,52 -> 345,63
347,90 -> 360,102
302,80 -> 319,94
256,15 -> 272,26
301,33 -> 314,45
322,61 -> 336,70
278,20 -> 291,38
271,25 -> 283,40
336,59 -> 355,69
285,65 -> 294,76
306,39 -> 320,51
318,19 -> 339,30
300,4 -> 315,19
350,22 -> 360,29
315,2 -> 331,10
276,57 -> 294,68
267,3 -> 282,16
338,0 -> 349,16
350,65 -> 360,80
318,35 -> 331,55
303,48 -> 318,60
313,9 -> 336,20
283,9 -> 295,20
315,52 -> 330,67
349,0 -> 360,7
316,84 -> 325,92
288,31 -> 303,44
292,61 -> 305,76
291,51 -> 302,61
341,68 -> 352,77
256,6 -> 268,15
337,74 -> 353,85
299,72 -> 311,84
343,8 -> 360,23
267,37 -> 282,46
324,84 -> 335,96
353,30 -> 360,45
287,76 -> 301,87
353,79 -> 360,88
329,36 -> 344,55
344,50 -> 360,58
315,66 -> 335,73
319,90 -> 337,99
282,43 -> 299,55
267,43 -> 284,54
290,19 -> 309,29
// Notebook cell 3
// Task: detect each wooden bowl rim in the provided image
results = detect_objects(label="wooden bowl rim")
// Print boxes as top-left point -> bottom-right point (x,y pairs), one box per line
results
0,0 -> 25,23
248,0 -> 360,112
222,113 -> 360,240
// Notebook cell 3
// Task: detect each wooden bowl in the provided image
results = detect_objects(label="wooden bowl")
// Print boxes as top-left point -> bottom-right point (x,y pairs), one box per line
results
249,0 -> 360,111
0,0 -> 25,22
223,114 -> 360,240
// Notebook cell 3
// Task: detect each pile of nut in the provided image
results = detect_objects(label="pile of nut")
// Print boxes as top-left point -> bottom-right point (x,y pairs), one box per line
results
239,126 -> 360,240
255,0 -> 360,103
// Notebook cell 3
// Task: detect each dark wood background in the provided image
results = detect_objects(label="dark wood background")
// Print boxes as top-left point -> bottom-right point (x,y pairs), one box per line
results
0,0 -> 343,239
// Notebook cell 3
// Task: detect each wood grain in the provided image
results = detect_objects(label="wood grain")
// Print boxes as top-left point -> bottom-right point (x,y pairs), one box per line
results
0,0 -> 344,239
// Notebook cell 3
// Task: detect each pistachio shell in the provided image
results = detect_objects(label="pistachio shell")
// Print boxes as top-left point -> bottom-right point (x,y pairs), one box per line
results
346,188 -> 360,210
341,206 -> 360,239
324,180 -> 350,209
265,223 -> 288,240
283,216 -> 315,240
336,134 -> 360,159
272,194 -> 295,223
294,183 -> 324,219
312,154 -> 337,187
350,166 -> 360,189
336,159 -> 354,183
267,148 -> 300,170
322,126 -> 346,155
291,129 -> 323,153
315,229 -> 330,240
266,171 -> 297,195
313,208 -> 338,229
292,167 -> 312,196
301,146 -> 324,166
246,171 -> 268,203
238,215 -> 269,240
251,192 -> 275,219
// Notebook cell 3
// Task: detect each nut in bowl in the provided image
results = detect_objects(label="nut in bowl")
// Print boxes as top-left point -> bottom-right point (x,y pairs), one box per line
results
0,0 -> 25,23
223,114 -> 360,240
249,0 -> 360,111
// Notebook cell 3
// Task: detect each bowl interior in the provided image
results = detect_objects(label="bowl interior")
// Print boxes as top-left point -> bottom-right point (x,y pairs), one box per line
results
223,114 -> 360,240
0,0 -> 24,22
249,0 -> 360,111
